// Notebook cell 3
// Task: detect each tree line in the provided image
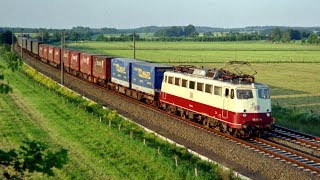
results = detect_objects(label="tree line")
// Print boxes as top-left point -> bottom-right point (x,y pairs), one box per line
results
2,25 -> 320,44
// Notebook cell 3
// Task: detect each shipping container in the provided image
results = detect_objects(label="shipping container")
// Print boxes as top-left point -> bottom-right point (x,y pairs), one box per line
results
63,50 -> 71,68
27,39 -> 33,52
131,62 -> 173,95
69,51 -> 81,71
43,45 -> 49,60
39,44 -> 44,58
22,38 -> 27,49
18,37 -> 22,47
39,44 -> 48,60
48,46 -> 54,62
31,40 -> 41,55
111,58 -> 141,88
80,53 -> 93,75
92,55 -> 112,81
54,47 -> 61,65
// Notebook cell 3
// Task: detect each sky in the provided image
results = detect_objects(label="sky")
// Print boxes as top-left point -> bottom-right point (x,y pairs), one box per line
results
1,0 -> 319,29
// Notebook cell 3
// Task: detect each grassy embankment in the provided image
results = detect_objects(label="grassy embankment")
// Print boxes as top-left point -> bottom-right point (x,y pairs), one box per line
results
0,52 -> 224,179
68,41 -> 320,135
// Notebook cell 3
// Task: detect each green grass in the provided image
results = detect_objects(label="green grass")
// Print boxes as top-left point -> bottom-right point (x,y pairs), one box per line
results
0,54 -> 222,179
68,41 -> 320,63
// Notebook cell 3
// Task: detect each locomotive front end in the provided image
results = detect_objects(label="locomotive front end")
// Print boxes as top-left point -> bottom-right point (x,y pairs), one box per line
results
232,83 -> 274,137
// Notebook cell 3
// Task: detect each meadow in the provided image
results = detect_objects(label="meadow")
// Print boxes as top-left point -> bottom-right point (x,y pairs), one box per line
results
0,54 -> 222,179
68,41 -> 320,113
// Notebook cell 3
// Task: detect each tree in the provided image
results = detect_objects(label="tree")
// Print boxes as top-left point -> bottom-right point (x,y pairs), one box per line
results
0,140 -> 68,179
154,26 -> 184,37
96,34 -> 106,41
0,30 -> 15,45
49,31 -> 60,43
184,24 -> 197,37
271,28 -> 282,41
68,31 -> 81,41
281,31 -> 291,42
307,33 -> 319,44
301,31 -> 311,39
289,29 -> 301,40
203,32 -> 213,37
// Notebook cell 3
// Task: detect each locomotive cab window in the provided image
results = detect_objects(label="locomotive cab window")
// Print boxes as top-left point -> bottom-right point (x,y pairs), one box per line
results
189,81 -> 195,89
175,77 -> 181,86
182,79 -> 187,88
197,82 -> 204,91
237,89 -> 253,99
168,76 -> 173,84
258,89 -> 270,99
164,76 -> 167,83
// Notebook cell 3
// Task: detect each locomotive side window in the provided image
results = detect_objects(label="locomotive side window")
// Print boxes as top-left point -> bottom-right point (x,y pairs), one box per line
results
175,77 -> 181,86
168,76 -> 173,84
164,76 -> 167,83
237,89 -> 253,99
182,79 -> 187,88
189,81 -> 195,89
225,88 -> 229,97
197,82 -> 204,91
214,86 -> 222,96
231,89 -> 235,99
205,84 -> 213,94
258,89 -> 270,99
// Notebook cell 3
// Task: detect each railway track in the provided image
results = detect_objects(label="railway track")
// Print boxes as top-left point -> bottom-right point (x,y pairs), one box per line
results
272,125 -> 320,150
15,46 -> 320,177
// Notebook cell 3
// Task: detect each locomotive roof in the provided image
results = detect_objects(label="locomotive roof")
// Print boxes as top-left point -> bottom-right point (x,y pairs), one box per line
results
165,71 -> 268,89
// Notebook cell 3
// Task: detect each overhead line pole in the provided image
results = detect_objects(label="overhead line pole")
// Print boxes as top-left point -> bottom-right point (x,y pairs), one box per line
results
133,33 -> 136,59
21,29 -> 23,59
61,32 -> 65,85
11,28 -> 14,52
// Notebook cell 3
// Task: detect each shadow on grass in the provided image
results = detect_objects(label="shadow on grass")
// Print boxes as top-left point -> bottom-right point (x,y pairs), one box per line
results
269,85 -> 308,96
0,140 -> 68,179
272,94 -> 320,113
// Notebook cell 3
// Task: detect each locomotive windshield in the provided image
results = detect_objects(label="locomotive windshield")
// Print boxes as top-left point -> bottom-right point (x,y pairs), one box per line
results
237,89 -> 253,99
258,89 -> 270,99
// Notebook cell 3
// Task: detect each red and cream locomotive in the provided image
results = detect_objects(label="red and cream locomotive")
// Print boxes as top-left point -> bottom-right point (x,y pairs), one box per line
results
160,63 -> 274,137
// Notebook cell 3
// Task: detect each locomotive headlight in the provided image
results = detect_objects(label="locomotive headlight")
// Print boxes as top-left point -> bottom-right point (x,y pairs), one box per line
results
266,112 -> 270,117
242,109 -> 247,117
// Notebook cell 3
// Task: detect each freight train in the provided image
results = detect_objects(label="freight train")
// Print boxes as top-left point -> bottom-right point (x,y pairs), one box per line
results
17,37 -> 274,138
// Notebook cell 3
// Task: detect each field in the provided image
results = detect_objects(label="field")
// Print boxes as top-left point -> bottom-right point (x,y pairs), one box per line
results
0,54 -> 221,179
68,41 -> 320,113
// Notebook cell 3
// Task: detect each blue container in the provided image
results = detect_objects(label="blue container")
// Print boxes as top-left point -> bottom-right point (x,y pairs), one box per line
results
111,58 -> 140,88
131,62 -> 173,95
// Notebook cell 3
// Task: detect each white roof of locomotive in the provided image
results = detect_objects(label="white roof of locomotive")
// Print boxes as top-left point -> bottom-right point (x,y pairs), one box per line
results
164,71 -> 269,89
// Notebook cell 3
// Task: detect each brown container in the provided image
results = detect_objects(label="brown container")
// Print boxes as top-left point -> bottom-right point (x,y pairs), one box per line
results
39,44 -> 44,58
80,53 -> 93,75
70,51 -> 80,71
63,50 -> 71,68
48,46 -> 54,62
92,56 -> 112,80
42,45 -> 49,60
54,47 -> 61,65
